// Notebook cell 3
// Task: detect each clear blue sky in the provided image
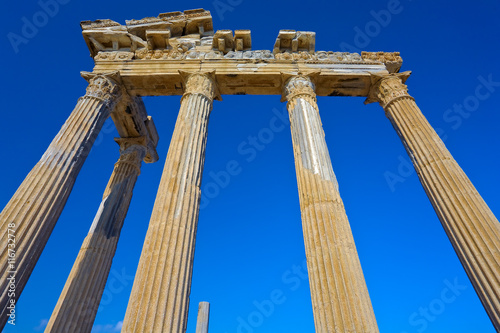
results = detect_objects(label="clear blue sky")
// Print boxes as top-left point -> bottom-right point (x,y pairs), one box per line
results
2,0 -> 500,332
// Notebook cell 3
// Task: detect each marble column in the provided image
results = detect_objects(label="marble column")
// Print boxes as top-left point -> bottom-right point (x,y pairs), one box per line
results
45,137 -> 147,333
195,302 -> 210,333
283,75 -> 379,332
0,72 -> 123,329
122,71 -> 219,332
366,72 -> 500,330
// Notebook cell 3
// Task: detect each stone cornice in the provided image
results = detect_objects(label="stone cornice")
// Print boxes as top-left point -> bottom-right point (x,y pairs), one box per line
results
361,51 -> 402,73
81,9 -> 401,74
82,9 -> 404,98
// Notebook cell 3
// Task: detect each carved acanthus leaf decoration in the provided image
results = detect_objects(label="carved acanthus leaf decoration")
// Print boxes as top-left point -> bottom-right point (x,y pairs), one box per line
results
181,72 -> 218,101
81,72 -> 123,109
365,71 -> 413,108
283,75 -> 317,109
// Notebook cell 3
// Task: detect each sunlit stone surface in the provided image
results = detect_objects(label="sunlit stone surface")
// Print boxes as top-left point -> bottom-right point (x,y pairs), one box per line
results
1,8 -> 498,333
367,72 -> 500,330
284,75 -> 379,332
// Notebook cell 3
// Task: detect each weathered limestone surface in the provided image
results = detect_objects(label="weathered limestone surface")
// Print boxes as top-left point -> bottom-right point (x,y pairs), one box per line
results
80,11 -> 401,97
366,72 -> 500,330
122,71 -> 218,332
284,75 -> 379,332
4,7 -> 497,332
195,301 -> 210,333
0,72 -> 124,329
45,137 -> 151,333
92,60 -> 389,98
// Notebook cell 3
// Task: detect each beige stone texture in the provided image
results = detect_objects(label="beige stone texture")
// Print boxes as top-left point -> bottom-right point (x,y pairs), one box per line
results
195,301 -> 210,333
2,7 -> 498,332
366,72 -> 500,331
284,75 -> 379,332
79,11 -> 400,98
0,66 -> 158,331
45,136 -> 152,333
122,71 -> 218,332
0,72 -> 123,328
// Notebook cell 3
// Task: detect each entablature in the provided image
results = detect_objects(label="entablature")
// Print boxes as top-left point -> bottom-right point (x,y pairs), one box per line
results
82,9 -> 403,98
91,59 -> 387,97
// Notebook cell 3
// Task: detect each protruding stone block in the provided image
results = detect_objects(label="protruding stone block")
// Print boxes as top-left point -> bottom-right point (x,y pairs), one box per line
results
146,29 -> 171,49
82,9 -> 214,58
234,30 -> 251,51
212,29 -> 251,53
158,11 -> 187,36
273,30 -> 315,54
184,9 -> 213,36
213,30 -> 234,54
126,18 -> 172,41
80,19 -> 122,30
81,20 -> 154,57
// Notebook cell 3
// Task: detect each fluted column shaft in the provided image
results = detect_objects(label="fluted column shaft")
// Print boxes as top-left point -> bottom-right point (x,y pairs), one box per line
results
45,137 -> 147,333
367,72 -> 500,330
123,72 -> 218,333
0,72 -> 123,329
284,75 -> 378,332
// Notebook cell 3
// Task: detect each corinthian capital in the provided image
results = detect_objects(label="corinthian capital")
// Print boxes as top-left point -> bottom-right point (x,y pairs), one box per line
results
365,71 -> 413,108
282,74 -> 318,104
179,70 -> 221,102
81,71 -> 123,109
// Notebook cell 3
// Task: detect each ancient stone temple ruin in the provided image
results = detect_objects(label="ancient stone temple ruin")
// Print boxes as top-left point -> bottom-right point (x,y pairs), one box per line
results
1,8 -> 499,333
